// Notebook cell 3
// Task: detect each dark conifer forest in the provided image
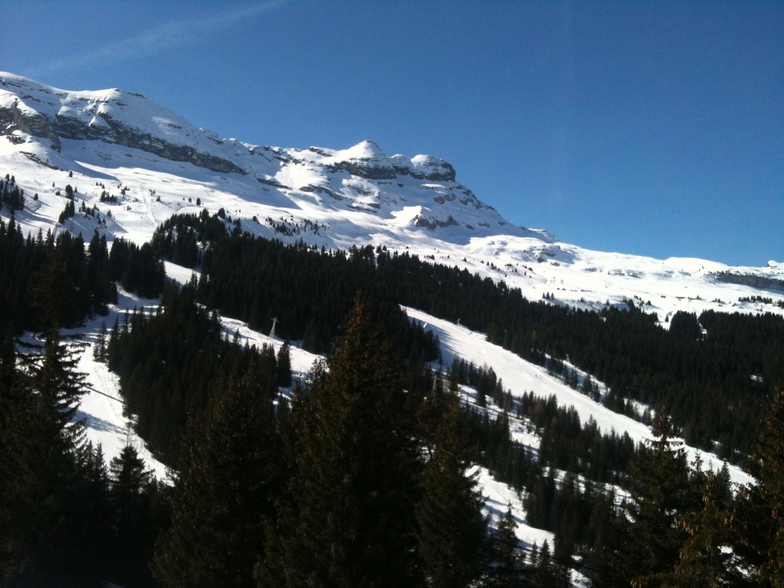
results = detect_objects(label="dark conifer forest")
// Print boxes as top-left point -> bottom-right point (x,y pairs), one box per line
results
1,210 -> 783,586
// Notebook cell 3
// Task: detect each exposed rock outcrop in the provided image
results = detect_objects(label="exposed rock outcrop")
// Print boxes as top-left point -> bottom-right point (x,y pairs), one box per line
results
0,74 -> 245,175
0,99 -> 61,150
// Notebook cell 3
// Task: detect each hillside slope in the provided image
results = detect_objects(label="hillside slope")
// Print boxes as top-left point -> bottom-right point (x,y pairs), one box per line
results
2,71 -> 783,324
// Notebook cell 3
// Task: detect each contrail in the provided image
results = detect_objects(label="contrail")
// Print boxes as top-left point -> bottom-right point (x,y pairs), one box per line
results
28,1 -> 286,78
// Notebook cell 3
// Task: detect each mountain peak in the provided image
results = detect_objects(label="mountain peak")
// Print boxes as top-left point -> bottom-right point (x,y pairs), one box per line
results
329,139 -> 396,178
340,139 -> 386,159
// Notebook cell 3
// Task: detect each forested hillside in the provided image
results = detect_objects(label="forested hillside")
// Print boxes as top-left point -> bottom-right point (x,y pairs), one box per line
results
1,211 -> 783,587
157,211 -> 783,461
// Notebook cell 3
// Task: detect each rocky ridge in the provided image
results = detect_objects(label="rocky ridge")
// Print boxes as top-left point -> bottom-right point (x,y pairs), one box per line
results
0,72 -> 516,240
1,71 -> 783,323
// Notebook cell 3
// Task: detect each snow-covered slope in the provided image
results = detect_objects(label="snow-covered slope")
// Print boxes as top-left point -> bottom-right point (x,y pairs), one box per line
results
406,307 -> 753,487
2,71 -> 783,324
0,71 -> 524,242
7,73 -> 778,585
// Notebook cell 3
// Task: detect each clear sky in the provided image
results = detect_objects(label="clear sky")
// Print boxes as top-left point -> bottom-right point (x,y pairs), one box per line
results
3,0 -> 782,266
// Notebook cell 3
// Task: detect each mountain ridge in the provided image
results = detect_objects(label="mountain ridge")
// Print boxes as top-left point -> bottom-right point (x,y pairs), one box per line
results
2,71 -> 783,324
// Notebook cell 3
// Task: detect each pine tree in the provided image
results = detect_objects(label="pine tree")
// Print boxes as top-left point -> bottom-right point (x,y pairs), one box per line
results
492,504 -> 526,587
106,317 -> 121,370
734,387 -> 784,587
258,297 -> 421,588
530,540 -> 555,588
670,465 -> 736,587
21,252 -> 88,444
0,336 -> 100,586
581,487 -> 627,588
93,321 -> 108,362
276,340 -> 292,387
553,472 -> 579,566
153,369 -> 279,588
19,326 -> 88,446
755,387 -> 784,587
416,378 -> 488,588
77,443 -> 114,580
108,443 -> 158,586
86,231 -> 116,314
619,408 -> 695,587
0,341 -> 47,585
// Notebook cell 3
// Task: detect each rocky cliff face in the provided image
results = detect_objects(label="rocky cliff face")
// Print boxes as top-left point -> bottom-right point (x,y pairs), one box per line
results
0,75 -> 460,184
313,141 -> 457,182
0,96 -> 61,150
0,72 -> 524,240
0,74 -> 244,174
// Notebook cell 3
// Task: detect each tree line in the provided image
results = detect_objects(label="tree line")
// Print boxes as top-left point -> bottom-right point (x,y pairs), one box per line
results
0,219 -> 116,334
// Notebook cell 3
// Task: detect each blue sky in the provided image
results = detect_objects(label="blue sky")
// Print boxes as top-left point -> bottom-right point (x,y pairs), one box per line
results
4,0 -> 782,266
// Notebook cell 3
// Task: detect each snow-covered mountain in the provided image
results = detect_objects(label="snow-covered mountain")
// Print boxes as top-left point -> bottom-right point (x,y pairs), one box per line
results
5,73 -> 779,584
2,70 -> 783,324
